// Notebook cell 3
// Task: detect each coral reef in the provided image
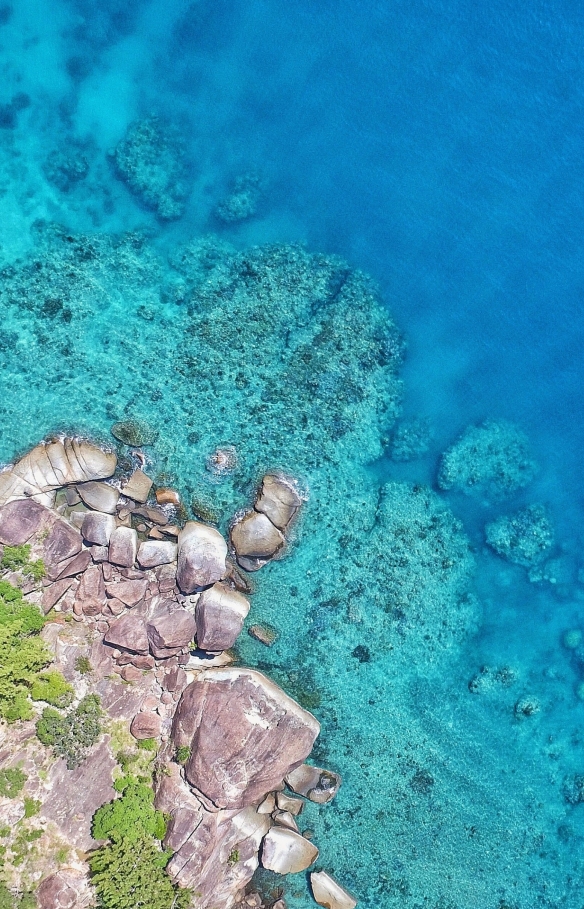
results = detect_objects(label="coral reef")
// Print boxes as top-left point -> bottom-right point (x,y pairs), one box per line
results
485,504 -> 554,567
215,173 -> 262,224
389,417 -> 431,461
438,420 -> 537,498
111,116 -> 189,220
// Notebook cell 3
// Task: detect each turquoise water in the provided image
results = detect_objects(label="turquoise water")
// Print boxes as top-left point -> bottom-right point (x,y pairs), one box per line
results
2,1 -> 584,906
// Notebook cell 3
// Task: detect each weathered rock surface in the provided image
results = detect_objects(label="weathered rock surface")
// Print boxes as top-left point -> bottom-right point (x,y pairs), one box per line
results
37,871 -> 87,909
285,764 -> 342,804
121,468 -> 153,503
147,608 -> 196,659
310,871 -> 358,909
157,766 -> 270,909
137,539 -> 177,568
43,518 -> 83,578
276,792 -> 304,815
172,668 -> 320,809
0,498 -> 49,544
108,526 -> 138,567
105,577 -> 148,607
230,511 -> 285,571
156,487 -> 181,506
196,582 -> 250,651
261,827 -> 319,874
130,711 -> 161,739
104,614 -> 149,653
0,438 -> 116,506
255,473 -> 302,530
81,510 -> 116,546
177,521 -> 227,593
77,480 -> 120,514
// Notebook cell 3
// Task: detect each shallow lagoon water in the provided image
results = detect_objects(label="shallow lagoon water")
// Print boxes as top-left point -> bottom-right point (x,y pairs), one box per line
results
2,1 -> 584,906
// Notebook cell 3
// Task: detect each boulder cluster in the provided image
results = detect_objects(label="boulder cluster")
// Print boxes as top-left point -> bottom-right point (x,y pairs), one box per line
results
0,436 -> 354,909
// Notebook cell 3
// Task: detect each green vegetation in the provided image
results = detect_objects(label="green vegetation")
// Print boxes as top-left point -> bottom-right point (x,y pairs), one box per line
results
0,882 -> 36,909
1,546 -> 45,583
36,694 -> 101,769
29,671 -> 73,708
90,775 -> 190,909
227,848 -> 240,865
0,579 -> 69,722
136,737 -> 157,752
74,655 -> 92,675
175,745 -> 190,765
0,769 -> 26,799
22,799 -> 40,820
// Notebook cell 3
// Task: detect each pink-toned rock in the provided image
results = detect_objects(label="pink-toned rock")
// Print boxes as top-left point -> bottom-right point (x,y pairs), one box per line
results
37,872 -> 82,909
42,578 -> 74,614
53,548 -> 92,580
81,511 -> 116,546
43,518 -> 82,571
156,487 -> 181,506
196,582 -> 250,651
0,498 -> 49,544
164,665 -> 188,693
131,711 -> 161,739
107,597 -> 126,616
109,526 -> 138,567
82,596 -> 103,617
91,545 -> 109,562
105,577 -> 148,607
121,665 -> 143,682
131,654 -> 156,670
172,668 -> 320,810
254,474 -> 302,531
230,511 -> 285,572
104,614 -> 149,654
177,521 -> 227,593
147,609 -> 196,659
137,539 -> 177,569
77,564 -> 105,601
121,469 -> 153,503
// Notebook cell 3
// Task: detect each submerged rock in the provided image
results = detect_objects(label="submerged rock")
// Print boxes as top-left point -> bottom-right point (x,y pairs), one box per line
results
310,871 -> 358,909
0,438 -> 117,506
110,419 -> 159,447
485,504 -> 554,567
438,420 -> 537,499
172,668 -> 320,809
177,521 -> 227,592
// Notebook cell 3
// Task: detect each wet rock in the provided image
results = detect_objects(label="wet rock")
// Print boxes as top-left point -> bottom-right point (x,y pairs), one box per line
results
105,577 -> 148,607
111,420 -> 159,447
172,668 -> 320,809
82,510 -> 116,546
0,498 -> 49,544
77,480 -> 120,514
261,827 -> 318,874
121,469 -> 153,503
109,526 -> 138,567
177,521 -> 227,593
130,711 -> 161,739
104,614 -> 149,654
310,871 -> 358,909
137,539 -> 177,569
0,437 -> 116,506
248,623 -> 278,646
147,608 -> 196,659
196,582 -> 250,651
230,512 -> 285,571
255,473 -> 302,531
156,487 -> 181,506
285,764 -> 342,804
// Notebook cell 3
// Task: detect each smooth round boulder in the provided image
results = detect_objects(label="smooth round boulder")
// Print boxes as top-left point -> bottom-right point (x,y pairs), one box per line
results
137,539 -> 177,569
310,872 -> 358,909
77,481 -> 120,514
230,511 -> 284,571
254,474 -> 302,530
195,582 -> 250,651
177,521 -> 227,593
130,711 -> 161,740
261,827 -> 318,874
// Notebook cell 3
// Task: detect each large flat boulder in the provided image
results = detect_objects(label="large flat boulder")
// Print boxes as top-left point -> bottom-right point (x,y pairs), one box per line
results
77,481 -> 120,514
137,539 -> 177,568
0,438 -> 116,506
177,522 -> 227,593
108,526 -> 138,567
81,510 -> 116,546
195,582 -> 250,651
147,608 -> 196,659
172,668 -> 320,809
0,498 -> 51,544
104,614 -> 149,654
310,872 -> 358,909
261,827 -> 319,874
43,518 -> 83,578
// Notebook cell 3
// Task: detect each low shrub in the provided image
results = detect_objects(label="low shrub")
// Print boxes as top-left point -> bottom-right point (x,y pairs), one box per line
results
36,694 -> 101,769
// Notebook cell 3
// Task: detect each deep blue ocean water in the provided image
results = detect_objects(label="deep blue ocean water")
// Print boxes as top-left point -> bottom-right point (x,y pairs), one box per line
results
2,1 -> 584,907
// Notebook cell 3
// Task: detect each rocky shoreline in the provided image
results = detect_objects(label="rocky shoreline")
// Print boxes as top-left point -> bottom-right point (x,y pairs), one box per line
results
0,435 -> 355,909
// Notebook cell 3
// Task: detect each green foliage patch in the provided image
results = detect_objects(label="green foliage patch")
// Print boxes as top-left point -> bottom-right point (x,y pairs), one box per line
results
92,776 -> 166,843
0,580 -> 69,722
0,769 -> 26,799
0,882 -> 36,909
36,694 -> 101,769
1,546 -> 45,582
